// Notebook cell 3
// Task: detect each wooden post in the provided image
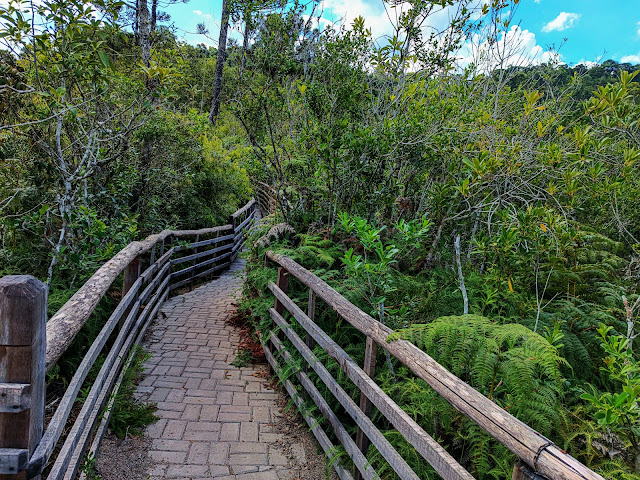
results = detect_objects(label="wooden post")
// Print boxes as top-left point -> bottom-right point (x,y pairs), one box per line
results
273,268 -> 289,315
229,215 -> 237,262
190,234 -> 200,291
304,290 -> 316,374
121,257 -> 141,330
269,267 -> 290,374
150,243 -> 157,265
0,276 -> 47,479
355,336 -> 377,480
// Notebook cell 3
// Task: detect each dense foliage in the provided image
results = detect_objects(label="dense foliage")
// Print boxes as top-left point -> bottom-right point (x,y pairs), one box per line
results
2,0 -> 640,477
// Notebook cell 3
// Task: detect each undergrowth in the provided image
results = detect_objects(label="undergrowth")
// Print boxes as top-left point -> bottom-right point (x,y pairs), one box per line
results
107,345 -> 158,438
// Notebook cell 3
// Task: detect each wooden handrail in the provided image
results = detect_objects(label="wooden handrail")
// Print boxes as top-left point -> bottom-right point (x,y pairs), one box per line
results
264,250 -> 605,480
46,224 -> 232,369
231,198 -> 256,219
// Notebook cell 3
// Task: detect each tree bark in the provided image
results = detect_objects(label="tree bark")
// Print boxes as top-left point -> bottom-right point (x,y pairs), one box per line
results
134,0 -> 139,45
208,0 -> 230,124
138,0 -> 151,68
150,0 -> 157,33
454,234 -> 469,315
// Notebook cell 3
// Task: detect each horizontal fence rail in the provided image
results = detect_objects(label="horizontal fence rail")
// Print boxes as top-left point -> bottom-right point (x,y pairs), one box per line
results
262,250 -> 605,480
0,199 -> 256,479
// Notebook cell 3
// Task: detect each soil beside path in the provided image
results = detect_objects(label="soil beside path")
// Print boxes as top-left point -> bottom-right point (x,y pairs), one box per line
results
95,257 -> 338,480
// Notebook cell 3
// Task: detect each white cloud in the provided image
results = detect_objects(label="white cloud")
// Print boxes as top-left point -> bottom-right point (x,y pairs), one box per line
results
302,14 -> 334,32
542,12 -> 581,32
193,10 -> 212,22
457,25 -> 559,72
575,60 -> 600,69
320,0 -> 396,40
319,0 -> 462,44
621,53 -> 640,64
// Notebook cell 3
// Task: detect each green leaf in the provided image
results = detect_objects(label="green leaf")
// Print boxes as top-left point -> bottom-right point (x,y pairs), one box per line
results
98,51 -> 110,68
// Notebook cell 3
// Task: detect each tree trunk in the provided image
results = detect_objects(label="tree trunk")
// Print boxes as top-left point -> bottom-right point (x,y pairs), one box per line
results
134,0 -> 139,45
208,0 -> 230,125
138,0 -> 151,68
150,0 -> 157,33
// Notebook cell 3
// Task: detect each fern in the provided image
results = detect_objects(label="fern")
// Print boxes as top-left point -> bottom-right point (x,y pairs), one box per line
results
388,315 -> 567,436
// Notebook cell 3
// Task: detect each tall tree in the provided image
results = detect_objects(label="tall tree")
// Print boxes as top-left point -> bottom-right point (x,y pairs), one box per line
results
138,0 -> 151,67
209,0 -> 230,124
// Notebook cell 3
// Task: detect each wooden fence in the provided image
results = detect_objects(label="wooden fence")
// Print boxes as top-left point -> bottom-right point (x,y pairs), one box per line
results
262,250 -> 605,480
0,199 -> 256,479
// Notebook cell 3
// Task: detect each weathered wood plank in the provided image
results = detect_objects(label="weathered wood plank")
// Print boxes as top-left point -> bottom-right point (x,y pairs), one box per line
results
304,290 -> 316,374
0,384 -> 30,413
265,251 -> 604,480
233,211 -> 254,234
513,462 -> 547,480
140,263 -> 171,304
269,307 -> 421,480
170,243 -> 233,267
169,259 -> 232,291
171,251 -> 232,277
0,276 -> 46,480
231,198 -> 255,219
274,268 -> 289,315
265,333 -> 379,480
140,248 -> 175,284
0,449 -> 28,475
121,257 -> 141,330
183,234 -> 235,250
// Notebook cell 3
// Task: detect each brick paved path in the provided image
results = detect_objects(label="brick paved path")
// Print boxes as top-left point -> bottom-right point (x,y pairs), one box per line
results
135,258 -> 310,480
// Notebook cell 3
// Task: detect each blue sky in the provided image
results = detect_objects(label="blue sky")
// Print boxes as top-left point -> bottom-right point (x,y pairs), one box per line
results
164,0 -> 640,66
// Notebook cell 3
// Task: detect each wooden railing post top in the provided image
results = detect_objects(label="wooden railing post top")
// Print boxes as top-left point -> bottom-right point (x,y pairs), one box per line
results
0,275 -> 48,345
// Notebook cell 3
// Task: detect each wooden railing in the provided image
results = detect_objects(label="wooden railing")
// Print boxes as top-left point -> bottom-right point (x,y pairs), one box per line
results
255,181 -> 277,216
262,251 -> 605,480
0,199 -> 256,479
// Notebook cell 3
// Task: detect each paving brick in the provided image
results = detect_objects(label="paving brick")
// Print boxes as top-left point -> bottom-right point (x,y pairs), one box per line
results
151,439 -> 191,452
186,442 -> 210,464
230,442 -> 268,454
165,464 -> 208,477
181,404 -> 201,421
228,453 -> 269,465
148,450 -> 187,464
163,420 -> 187,440
209,442 -> 230,465
239,422 -> 259,442
219,422 -> 240,442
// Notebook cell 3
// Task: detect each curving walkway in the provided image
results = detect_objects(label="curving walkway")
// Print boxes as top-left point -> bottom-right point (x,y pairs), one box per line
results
133,258 -> 321,480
